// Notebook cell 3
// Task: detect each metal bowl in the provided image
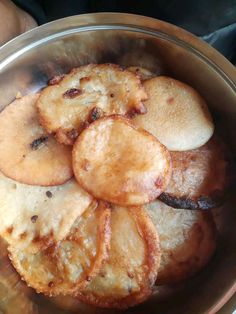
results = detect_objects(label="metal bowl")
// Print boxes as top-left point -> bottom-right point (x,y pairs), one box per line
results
0,13 -> 235,314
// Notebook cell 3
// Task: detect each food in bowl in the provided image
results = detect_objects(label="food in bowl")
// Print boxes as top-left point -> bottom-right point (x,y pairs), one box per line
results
146,199 -> 216,285
37,64 -> 147,145
0,63 -> 230,310
0,94 -> 73,185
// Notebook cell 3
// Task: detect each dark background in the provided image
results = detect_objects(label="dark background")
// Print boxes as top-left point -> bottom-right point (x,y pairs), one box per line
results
14,0 -> 236,63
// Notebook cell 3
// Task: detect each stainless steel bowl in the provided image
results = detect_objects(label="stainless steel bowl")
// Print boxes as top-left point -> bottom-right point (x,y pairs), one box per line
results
0,13 -> 235,314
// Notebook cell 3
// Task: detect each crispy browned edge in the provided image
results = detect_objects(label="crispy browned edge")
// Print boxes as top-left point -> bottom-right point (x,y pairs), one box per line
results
72,114 -> 172,206
159,192 -> 226,210
159,135 -> 233,210
36,63 -> 147,146
7,202 -> 111,296
156,211 -> 217,285
76,206 -> 161,309
79,202 -> 111,289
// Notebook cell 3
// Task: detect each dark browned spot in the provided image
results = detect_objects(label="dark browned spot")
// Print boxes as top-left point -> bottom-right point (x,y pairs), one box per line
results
110,93 -> 114,98
46,191 -> 53,198
126,108 -> 140,119
20,232 -> 27,240
48,281 -> 54,288
80,121 -> 90,130
159,193 -> 199,210
32,232 -> 54,249
22,155 -> 26,158
127,271 -> 134,279
45,244 -> 58,259
167,97 -> 174,104
63,88 -> 82,99
86,276 -> 92,282
32,235 -> 40,243
99,270 -> 107,278
159,191 -> 223,210
197,195 -> 219,210
88,107 -> 103,123
30,136 -> 48,150
103,201 -> 112,209
67,128 -> 79,140
31,215 -> 38,223
48,74 -> 65,85
155,177 -> 163,188
6,226 -> 13,234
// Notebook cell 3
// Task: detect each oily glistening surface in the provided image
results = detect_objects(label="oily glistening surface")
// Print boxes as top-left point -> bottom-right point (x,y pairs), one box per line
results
0,62 -> 231,311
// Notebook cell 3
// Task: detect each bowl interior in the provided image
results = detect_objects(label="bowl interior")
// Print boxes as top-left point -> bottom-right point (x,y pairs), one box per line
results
0,14 -> 235,314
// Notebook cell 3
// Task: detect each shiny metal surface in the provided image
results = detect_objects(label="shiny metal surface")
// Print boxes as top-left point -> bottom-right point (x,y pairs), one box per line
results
0,13 -> 235,314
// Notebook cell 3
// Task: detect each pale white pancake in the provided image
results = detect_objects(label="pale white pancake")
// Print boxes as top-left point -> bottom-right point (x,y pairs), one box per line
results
0,94 -> 72,186
0,172 -> 93,252
134,76 -> 214,151
146,200 -> 216,284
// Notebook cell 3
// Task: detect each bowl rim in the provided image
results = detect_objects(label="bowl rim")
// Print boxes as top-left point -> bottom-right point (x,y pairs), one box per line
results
0,13 -> 235,90
208,283 -> 236,314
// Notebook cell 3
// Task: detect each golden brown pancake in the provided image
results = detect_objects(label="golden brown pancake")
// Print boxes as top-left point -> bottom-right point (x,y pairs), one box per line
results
37,64 -> 147,145
72,115 -> 171,206
0,94 -> 72,186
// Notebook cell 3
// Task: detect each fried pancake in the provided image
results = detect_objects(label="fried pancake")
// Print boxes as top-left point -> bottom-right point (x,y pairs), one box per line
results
8,202 -> 111,296
134,76 -> 214,151
37,64 -> 147,145
0,238 -> 36,314
77,206 -> 160,309
159,136 -> 229,209
146,200 -> 216,285
0,172 -> 93,252
127,66 -> 155,81
72,115 -> 171,206
0,94 -> 72,186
